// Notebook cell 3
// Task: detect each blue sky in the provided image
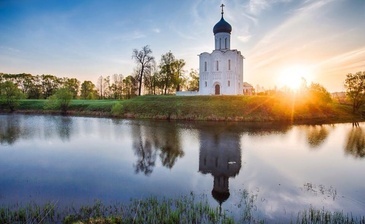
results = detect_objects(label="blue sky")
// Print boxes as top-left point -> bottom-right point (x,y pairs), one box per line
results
0,0 -> 364,91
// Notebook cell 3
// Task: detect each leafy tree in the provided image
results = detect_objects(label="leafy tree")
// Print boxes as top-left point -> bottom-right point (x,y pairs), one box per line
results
27,75 -> 43,99
345,71 -> 365,113
41,74 -> 62,99
187,69 -> 199,91
110,74 -> 124,99
63,77 -> 80,98
132,45 -> 155,96
103,76 -> 111,99
80,81 -> 98,99
44,88 -> 73,113
308,83 -> 332,104
0,81 -> 24,111
172,59 -> 186,92
159,51 -> 175,95
123,75 -> 138,99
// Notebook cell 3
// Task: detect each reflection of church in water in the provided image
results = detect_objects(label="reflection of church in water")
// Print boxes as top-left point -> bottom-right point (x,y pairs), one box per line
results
199,129 -> 242,206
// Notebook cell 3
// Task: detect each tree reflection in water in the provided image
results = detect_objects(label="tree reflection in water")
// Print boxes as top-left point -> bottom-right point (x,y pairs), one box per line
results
158,127 -> 184,169
345,123 -> 365,158
305,125 -> 330,149
49,116 -> 73,142
132,124 -> 157,176
131,121 -> 184,175
0,115 -> 30,145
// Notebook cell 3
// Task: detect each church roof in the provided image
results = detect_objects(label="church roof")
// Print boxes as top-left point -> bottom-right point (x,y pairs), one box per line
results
213,16 -> 232,35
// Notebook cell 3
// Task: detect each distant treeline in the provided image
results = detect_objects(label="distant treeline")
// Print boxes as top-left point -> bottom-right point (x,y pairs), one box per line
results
0,71 -> 199,100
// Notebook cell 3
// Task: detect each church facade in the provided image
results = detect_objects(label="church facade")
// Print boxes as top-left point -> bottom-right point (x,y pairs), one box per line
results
199,5 -> 244,95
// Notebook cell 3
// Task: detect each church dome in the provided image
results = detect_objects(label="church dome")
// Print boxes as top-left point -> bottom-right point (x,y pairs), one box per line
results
213,16 -> 232,35
212,189 -> 230,205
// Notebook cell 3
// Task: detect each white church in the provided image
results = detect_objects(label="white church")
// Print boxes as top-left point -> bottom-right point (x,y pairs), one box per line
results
199,4 -> 244,95
176,4 -> 252,96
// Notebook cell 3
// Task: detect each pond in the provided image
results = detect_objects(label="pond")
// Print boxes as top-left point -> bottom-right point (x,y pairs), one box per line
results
0,114 -> 364,222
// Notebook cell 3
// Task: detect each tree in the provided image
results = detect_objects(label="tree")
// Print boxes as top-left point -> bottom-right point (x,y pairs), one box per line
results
103,76 -> 111,99
308,83 -> 332,104
345,71 -> 365,113
172,59 -> 186,92
159,51 -> 175,95
132,45 -> 155,96
123,75 -> 138,99
27,75 -> 43,99
80,81 -> 98,99
41,74 -> 62,99
63,77 -> 80,99
44,88 -> 73,113
0,81 -> 24,111
97,75 -> 104,99
187,69 -> 199,91
110,74 -> 124,99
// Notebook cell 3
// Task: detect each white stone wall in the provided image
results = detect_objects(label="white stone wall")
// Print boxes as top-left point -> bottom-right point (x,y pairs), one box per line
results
199,49 -> 244,95
214,33 -> 231,50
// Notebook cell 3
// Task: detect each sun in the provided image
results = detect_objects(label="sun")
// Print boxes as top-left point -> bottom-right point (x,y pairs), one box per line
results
277,65 -> 311,91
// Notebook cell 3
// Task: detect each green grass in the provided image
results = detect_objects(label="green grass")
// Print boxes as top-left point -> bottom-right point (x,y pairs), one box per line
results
15,99 -> 118,113
114,95 -> 363,123
5,96 -> 363,123
1,194 -> 364,224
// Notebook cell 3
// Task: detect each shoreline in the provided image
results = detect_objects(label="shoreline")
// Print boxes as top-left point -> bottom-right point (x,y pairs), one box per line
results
1,95 -> 363,125
1,109 -> 363,126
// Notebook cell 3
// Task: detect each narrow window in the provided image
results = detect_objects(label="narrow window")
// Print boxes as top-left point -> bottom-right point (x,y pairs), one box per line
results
225,38 -> 227,49
204,61 -> 207,71
228,59 -> 231,70
219,38 -> 221,49
228,80 -> 230,87
216,61 -> 219,71
205,81 -> 207,87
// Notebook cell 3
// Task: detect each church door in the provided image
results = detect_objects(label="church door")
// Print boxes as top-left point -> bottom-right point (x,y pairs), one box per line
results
215,84 -> 220,95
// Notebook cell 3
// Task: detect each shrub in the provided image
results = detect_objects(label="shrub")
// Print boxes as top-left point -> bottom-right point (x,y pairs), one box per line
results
0,81 -> 24,111
44,88 -> 73,113
111,102 -> 124,116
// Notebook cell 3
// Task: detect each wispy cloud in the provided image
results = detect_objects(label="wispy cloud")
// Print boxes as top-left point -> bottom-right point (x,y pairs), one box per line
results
238,35 -> 252,43
152,28 -> 160,34
245,0 -> 292,15
111,31 -> 146,42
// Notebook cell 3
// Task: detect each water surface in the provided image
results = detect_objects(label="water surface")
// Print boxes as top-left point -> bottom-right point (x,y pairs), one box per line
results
0,114 -> 364,221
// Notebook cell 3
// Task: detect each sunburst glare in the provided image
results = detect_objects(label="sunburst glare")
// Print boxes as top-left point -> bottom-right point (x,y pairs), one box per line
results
277,65 -> 312,91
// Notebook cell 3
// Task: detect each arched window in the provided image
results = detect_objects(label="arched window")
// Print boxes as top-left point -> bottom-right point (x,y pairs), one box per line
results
219,38 -> 221,49
228,80 -> 230,87
228,59 -> 231,70
205,81 -> 207,87
216,61 -> 219,71
204,61 -> 207,71
225,38 -> 227,49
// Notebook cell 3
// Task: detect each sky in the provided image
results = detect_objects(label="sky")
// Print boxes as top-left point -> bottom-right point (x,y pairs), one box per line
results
0,0 -> 364,92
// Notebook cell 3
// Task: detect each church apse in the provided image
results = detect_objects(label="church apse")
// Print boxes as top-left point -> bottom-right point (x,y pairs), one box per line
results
198,129 -> 242,206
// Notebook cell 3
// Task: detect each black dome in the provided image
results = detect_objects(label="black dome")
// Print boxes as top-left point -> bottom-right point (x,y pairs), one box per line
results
213,16 -> 232,35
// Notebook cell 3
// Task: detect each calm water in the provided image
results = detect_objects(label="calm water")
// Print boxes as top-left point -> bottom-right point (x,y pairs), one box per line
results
0,114 -> 364,221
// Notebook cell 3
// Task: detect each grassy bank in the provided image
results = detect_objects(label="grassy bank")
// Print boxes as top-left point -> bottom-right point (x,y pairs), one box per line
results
3,95 -> 363,123
114,95 -> 362,123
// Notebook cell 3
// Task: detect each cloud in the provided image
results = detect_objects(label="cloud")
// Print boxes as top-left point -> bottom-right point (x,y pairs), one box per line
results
238,35 -> 252,42
152,28 -> 160,34
245,0 -> 293,15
